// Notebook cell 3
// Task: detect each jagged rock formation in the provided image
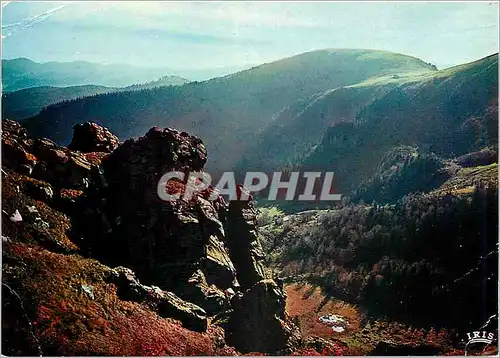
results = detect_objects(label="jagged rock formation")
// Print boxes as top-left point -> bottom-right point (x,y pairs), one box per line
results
2,119 -> 106,191
223,195 -> 302,353
225,196 -> 268,289
108,267 -> 208,332
90,126 -> 237,306
227,279 -> 301,353
1,119 -> 302,355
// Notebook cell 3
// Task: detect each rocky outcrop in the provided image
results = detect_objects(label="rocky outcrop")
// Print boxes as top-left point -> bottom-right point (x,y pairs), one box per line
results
221,190 -> 302,353
225,192 -> 268,289
2,119 -> 106,191
96,127 -> 238,302
108,267 -> 208,332
226,279 -> 301,354
179,269 -> 233,316
67,122 -> 119,153
2,119 -> 301,355
2,119 -> 36,175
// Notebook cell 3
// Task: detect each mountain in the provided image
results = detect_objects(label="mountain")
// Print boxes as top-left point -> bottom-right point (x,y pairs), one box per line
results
298,54 -> 498,193
168,64 -> 258,82
2,48 -> 498,355
2,75 -> 190,120
21,49 -> 438,174
1,58 -> 186,92
124,75 -> 190,90
1,58 -> 251,92
2,85 -> 113,120
238,53 -> 497,207
16,51 -> 498,199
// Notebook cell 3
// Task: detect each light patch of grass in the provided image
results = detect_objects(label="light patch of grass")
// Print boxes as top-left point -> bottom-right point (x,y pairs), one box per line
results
256,206 -> 285,227
431,162 -> 498,198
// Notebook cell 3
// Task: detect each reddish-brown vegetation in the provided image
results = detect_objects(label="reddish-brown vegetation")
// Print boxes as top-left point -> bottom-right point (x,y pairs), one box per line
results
59,188 -> 84,200
2,242 -> 238,356
284,283 -> 463,355
2,171 -> 78,252
84,151 -> 108,166
285,283 -> 360,341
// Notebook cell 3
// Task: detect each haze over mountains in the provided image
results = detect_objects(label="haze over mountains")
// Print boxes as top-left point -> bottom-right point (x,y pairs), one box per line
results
2,58 -> 179,91
1,57 -> 253,92
1,58 -> 255,119
9,49 -> 497,199
18,50 -> 435,165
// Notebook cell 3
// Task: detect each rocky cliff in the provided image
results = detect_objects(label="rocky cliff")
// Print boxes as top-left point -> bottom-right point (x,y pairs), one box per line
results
1,120 -> 313,356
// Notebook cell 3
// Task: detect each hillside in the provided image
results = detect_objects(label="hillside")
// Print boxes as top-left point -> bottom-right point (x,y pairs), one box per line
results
2,85 -> 113,120
2,75 -> 190,120
240,54 -> 498,195
1,58 -> 185,92
259,154 -> 498,342
21,49 -> 437,173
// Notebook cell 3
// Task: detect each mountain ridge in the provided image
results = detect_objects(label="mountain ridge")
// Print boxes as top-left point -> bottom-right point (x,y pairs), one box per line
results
5,50 -> 497,209
19,49 -> 440,174
2,75 -> 190,120
1,58 -> 188,92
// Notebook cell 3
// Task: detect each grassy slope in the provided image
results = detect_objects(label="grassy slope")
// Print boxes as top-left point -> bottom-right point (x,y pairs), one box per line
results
238,54 -> 497,184
301,54 -> 498,193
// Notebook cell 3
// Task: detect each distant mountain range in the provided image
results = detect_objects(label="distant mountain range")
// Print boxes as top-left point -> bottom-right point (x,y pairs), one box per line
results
2,75 -> 189,120
1,58 -> 185,91
7,49 -> 498,198
1,58 -> 253,92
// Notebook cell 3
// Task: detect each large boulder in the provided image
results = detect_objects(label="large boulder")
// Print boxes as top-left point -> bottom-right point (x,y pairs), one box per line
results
68,122 -> 119,153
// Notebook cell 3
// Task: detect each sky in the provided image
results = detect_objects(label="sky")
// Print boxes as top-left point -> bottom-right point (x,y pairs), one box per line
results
1,1 -> 499,73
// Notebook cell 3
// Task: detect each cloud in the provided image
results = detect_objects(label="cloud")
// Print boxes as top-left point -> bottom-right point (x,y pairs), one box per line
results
1,4 -> 66,38
30,2 -> 321,38
63,2 -> 319,29
2,2 -> 497,69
